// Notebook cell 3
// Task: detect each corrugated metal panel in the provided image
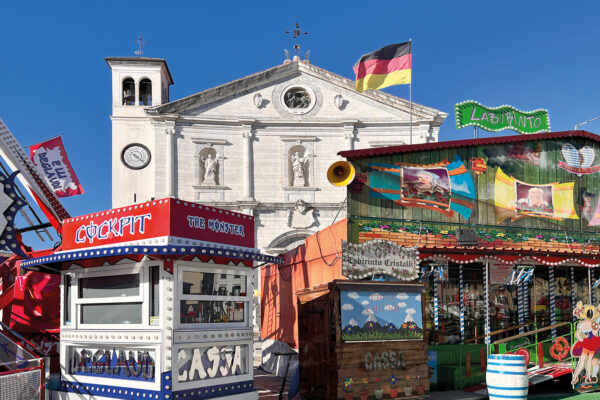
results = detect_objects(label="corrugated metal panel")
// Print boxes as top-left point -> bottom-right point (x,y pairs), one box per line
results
338,130 -> 600,159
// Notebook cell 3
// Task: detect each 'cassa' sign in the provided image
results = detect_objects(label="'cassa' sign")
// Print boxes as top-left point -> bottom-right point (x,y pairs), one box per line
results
365,351 -> 406,371
177,344 -> 247,382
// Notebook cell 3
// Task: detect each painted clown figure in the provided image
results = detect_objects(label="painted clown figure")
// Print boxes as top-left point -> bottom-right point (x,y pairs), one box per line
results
571,302 -> 600,386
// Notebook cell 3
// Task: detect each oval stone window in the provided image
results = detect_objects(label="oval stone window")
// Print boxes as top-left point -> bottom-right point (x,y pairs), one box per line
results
283,87 -> 312,110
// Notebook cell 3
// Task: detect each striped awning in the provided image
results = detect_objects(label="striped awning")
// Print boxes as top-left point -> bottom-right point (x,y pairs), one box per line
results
21,243 -> 283,269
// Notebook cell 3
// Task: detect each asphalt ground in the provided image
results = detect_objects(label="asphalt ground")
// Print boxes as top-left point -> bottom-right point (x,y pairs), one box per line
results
254,368 -> 600,399
527,374 -> 600,399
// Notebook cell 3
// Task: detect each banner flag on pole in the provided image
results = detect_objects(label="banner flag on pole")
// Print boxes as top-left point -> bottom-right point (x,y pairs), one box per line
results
0,119 -> 70,227
29,137 -> 84,198
353,42 -> 412,93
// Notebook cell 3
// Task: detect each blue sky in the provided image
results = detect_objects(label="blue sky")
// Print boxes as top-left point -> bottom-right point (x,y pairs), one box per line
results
2,1 -> 600,248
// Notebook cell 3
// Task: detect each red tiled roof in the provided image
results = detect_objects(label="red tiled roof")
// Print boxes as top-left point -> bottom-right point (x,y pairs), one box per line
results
338,130 -> 600,159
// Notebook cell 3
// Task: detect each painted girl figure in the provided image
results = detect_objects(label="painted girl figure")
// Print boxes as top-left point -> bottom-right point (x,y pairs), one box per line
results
571,302 -> 600,386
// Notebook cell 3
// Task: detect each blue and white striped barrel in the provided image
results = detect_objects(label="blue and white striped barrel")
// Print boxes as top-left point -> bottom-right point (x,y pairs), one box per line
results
486,354 -> 528,400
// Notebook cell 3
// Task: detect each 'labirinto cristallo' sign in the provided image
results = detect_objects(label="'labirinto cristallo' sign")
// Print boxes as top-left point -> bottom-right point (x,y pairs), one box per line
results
342,239 -> 419,280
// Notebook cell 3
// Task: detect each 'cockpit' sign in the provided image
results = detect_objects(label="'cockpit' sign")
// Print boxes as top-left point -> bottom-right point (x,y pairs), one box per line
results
61,198 -> 255,251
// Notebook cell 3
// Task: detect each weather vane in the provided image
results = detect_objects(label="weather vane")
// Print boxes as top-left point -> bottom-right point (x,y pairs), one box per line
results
134,35 -> 150,57
285,22 -> 308,57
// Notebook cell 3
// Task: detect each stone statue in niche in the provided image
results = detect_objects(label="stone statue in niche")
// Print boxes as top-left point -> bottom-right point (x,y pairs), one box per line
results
201,153 -> 219,185
288,200 -> 316,229
291,151 -> 309,186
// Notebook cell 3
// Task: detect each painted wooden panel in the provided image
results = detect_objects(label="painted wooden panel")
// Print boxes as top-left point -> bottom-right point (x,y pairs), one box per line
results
298,281 -> 429,400
350,137 -> 600,238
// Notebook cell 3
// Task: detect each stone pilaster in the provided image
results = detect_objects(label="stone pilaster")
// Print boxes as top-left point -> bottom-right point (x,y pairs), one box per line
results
241,121 -> 255,201
343,120 -> 358,150
165,127 -> 176,197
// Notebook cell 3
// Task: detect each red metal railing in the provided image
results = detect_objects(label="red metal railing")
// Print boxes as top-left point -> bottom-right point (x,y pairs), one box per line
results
0,357 -> 44,400
0,321 -> 47,400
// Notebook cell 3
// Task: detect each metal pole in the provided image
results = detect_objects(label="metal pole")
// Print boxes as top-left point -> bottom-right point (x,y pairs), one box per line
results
0,161 -> 51,241
474,126 -> 477,139
574,115 -> 600,131
409,82 -> 413,145
409,39 -> 413,145
434,271 -> 439,330
518,282 -> 524,334
589,267 -> 593,305
460,264 -> 465,344
525,280 -> 530,329
550,266 -> 556,337
592,269 -> 597,305
533,268 -> 537,327
573,266 -> 580,322
484,259 -> 490,355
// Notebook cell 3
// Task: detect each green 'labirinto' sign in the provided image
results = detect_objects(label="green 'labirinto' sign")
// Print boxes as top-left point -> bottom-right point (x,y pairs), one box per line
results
455,100 -> 550,134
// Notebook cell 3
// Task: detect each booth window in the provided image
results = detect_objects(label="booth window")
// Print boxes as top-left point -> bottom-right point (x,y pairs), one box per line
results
179,267 -> 248,326
79,274 -> 139,298
150,265 -> 160,324
76,271 -> 143,326
81,303 -> 142,324
64,275 -> 71,325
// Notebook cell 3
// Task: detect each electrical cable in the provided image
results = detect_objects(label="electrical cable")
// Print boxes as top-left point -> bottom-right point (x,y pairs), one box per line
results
315,226 -> 341,267
276,241 -> 303,282
330,198 -> 346,226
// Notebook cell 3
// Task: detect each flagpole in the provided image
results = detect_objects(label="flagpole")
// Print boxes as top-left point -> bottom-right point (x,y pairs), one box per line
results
409,38 -> 413,145
24,134 -> 63,149
409,81 -> 413,145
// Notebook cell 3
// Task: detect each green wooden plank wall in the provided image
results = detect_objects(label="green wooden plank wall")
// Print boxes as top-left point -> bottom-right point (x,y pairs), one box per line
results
349,137 -> 600,236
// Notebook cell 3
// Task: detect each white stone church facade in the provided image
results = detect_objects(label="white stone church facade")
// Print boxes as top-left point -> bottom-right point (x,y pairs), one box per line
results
107,56 -> 447,256
106,55 -> 446,331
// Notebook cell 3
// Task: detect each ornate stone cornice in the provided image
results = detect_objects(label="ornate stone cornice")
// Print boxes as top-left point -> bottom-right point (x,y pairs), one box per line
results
145,60 -> 446,121
191,138 -> 229,145
189,201 -> 343,211
154,114 -> 426,128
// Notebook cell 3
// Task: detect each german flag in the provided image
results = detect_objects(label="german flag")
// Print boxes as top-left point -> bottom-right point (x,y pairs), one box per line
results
353,42 -> 411,93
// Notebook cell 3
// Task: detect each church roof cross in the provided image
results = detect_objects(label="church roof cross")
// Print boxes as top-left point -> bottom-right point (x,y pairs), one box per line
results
134,35 -> 150,57
285,22 -> 308,58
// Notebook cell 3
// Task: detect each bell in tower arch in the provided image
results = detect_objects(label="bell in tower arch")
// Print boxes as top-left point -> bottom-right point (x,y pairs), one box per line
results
122,78 -> 135,105
139,79 -> 152,106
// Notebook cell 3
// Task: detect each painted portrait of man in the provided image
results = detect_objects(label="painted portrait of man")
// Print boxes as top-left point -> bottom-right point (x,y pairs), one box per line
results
401,167 -> 451,205
515,182 -> 554,215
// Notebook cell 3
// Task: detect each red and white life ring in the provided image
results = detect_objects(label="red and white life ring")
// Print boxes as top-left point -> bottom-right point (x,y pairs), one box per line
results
515,348 -> 530,365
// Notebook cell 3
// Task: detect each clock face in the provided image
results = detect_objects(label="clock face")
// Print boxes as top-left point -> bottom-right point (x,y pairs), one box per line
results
121,144 -> 151,170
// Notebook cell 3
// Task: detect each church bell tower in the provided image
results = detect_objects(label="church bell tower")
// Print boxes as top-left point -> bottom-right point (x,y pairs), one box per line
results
105,57 -> 173,112
106,57 -> 174,207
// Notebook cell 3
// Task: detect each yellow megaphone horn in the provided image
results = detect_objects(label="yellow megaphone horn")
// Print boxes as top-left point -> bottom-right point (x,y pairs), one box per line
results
327,161 -> 356,187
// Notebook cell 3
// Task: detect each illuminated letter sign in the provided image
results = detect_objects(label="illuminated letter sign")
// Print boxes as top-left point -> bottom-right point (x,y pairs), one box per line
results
177,344 -> 247,383
75,213 -> 152,244
455,100 -> 550,134
67,346 -> 155,382
186,215 -> 245,237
